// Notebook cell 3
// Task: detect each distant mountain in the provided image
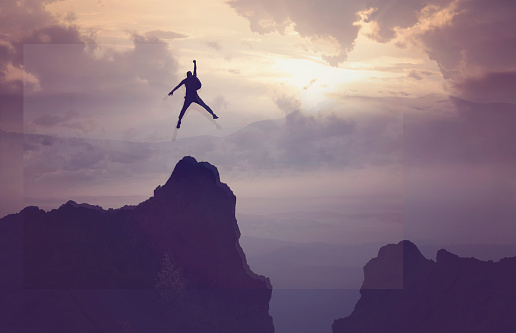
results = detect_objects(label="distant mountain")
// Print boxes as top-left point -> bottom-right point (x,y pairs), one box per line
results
0,156 -> 274,332
332,240 -> 516,333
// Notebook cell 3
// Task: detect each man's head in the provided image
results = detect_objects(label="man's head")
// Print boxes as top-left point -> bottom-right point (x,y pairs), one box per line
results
187,71 -> 192,77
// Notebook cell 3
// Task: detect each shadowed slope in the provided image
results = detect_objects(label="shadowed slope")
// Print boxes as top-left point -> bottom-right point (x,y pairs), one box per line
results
1,156 -> 274,332
333,240 -> 516,333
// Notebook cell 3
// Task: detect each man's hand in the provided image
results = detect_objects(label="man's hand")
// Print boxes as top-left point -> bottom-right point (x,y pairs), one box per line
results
168,91 -> 173,96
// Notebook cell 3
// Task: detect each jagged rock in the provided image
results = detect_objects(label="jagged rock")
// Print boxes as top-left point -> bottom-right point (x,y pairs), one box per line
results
333,240 -> 516,333
0,156 -> 274,332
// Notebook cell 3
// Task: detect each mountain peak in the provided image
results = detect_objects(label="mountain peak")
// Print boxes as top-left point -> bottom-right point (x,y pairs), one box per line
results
167,155 -> 218,184
155,156 -> 234,205
436,248 -> 460,263
59,200 -> 104,211
2,156 -> 274,332
361,240 -> 427,290
333,240 -> 516,333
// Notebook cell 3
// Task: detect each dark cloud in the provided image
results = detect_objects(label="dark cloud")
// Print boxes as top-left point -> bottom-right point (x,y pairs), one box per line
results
0,0 -> 58,39
214,108 -> 401,174
418,0 -> 516,103
452,71 -> 516,104
405,96 -> 516,168
0,1 -> 88,91
0,0 -> 59,94
227,0 -> 364,64
227,0 -> 453,65
23,135 -> 161,184
65,146 -> 106,171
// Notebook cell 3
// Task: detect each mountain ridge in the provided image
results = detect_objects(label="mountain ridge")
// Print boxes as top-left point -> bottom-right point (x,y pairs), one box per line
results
1,156 -> 274,332
333,240 -> 516,333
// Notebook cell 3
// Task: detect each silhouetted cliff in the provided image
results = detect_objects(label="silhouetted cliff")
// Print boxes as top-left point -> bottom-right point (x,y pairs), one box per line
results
333,240 -> 516,333
0,156 -> 274,332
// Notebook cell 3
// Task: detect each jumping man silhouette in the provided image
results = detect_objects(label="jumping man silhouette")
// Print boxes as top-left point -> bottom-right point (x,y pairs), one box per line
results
168,60 -> 218,129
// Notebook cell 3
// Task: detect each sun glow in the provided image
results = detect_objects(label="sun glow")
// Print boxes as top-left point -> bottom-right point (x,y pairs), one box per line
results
272,58 -> 382,109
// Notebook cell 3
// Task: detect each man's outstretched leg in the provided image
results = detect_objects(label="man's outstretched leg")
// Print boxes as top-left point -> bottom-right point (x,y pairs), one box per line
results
177,99 -> 192,128
195,96 -> 218,119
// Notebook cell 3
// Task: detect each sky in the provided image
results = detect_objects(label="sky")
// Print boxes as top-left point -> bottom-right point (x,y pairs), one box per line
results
1,0 -> 516,272
1,1 -> 516,331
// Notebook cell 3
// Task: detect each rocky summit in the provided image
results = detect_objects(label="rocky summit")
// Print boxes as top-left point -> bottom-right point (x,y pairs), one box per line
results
333,240 -> 516,333
0,156 -> 274,333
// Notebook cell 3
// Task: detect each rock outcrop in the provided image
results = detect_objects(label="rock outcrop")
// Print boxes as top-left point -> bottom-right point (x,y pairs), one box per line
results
0,156 -> 274,332
333,240 -> 516,333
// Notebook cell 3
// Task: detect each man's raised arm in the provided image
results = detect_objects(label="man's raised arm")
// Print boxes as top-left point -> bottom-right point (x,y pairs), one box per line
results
193,60 -> 197,77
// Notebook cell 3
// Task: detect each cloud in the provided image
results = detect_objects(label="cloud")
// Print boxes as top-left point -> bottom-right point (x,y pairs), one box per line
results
17,32 -> 179,140
229,0 -> 516,103
22,33 -> 177,94
0,0 -> 58,39
0,0 -> 180,125
206,41 -> 222,51
32,109 -> 97,133
417,0 -> 516,103
11,95 -> 516,248
16,104 -> 404,226
404,96 -> 516,168
364,0 -> 453,42
302,78 -> 317,90
227,0 -> 364,64
145,30 -> 188,40
451,71 -> 516,104
274,94 -> 301,113
407,71 -> 422,80
21,104 -> 402,185
17,96 -> 401,197
204,107 -> 402,175
0,0 -> 64,94
0,2 -> 184,217
23,135 -> 160,184
227,0 -> 454,65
